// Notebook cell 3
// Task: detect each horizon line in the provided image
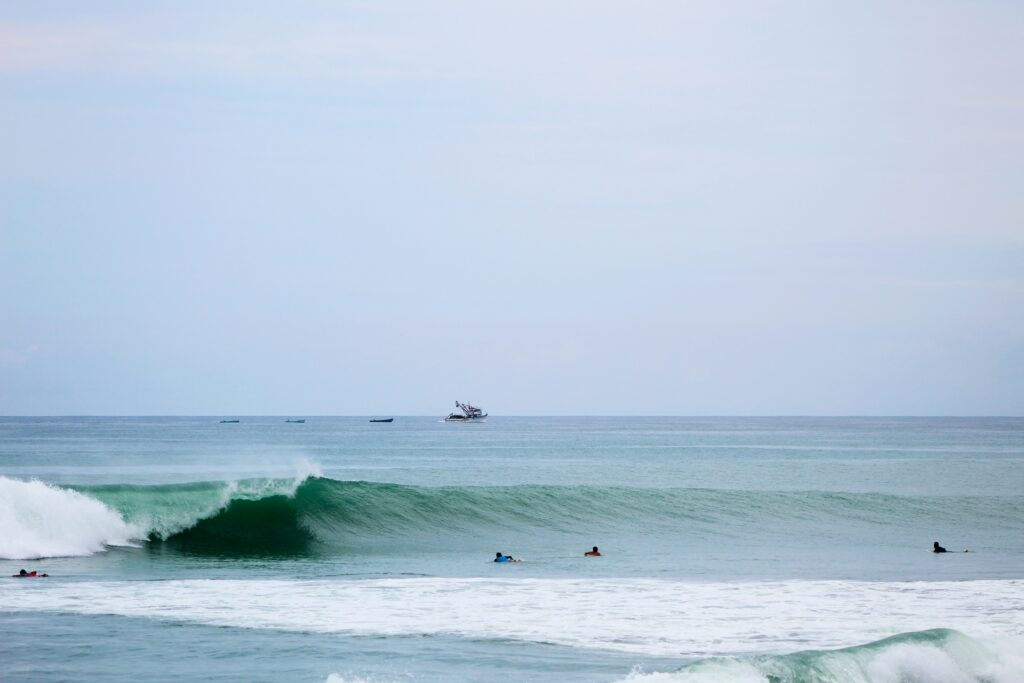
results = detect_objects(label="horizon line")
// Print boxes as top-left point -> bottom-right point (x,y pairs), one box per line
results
2,414 -> 1022,419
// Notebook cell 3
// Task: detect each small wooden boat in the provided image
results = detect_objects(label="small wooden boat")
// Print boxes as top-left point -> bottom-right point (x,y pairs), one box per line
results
369,418 -> 394,423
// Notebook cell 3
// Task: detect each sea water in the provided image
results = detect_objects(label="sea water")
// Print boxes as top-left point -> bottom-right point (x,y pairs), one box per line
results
1,416 -> 1022,682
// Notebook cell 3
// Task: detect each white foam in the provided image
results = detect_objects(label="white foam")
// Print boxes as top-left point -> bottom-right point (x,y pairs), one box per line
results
621,661 -> 768,683
867,642 -> 975,683
0,477 -> 138,559
2,577 -> 1022,658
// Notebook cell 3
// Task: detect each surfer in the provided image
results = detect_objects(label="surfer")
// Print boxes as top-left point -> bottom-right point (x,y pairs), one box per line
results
933,541 -> 969,553
12,569 -> 47,578
494,552 -> 520,563
584,546 -> 601,557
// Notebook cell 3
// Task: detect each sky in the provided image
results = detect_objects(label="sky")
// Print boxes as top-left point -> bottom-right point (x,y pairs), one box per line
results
1,1 -> 1022,415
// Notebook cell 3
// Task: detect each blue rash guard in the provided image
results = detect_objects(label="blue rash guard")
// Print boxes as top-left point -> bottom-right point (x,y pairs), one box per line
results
494,555 -> 510,562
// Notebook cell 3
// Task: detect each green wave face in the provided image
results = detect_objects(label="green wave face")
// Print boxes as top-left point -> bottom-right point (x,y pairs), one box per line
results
161,494 -> 315,555
76,477 -> 1024,557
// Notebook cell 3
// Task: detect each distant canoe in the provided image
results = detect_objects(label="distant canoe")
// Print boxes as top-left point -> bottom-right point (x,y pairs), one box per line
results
285,419 -> 306,423
369,418 -> 394,423
219,420 -> 240,424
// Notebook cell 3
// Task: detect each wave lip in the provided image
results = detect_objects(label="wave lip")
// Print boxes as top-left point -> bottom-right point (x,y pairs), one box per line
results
0,477 -> 138,559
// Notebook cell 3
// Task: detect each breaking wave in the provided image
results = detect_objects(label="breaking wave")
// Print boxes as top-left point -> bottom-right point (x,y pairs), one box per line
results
1,474 -> 1022,558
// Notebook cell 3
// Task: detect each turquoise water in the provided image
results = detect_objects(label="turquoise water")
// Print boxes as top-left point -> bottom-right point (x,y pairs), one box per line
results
2,417 -> 1023,681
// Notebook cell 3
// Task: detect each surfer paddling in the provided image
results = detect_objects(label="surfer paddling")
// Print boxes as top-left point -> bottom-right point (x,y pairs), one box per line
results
933,541 -> 969,553
584,546 -> 601,557
494,552 -> 521,563
12,569 -> 48,578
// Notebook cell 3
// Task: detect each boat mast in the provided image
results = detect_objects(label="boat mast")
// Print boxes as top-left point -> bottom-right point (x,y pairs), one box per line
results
456,401 -> 482,417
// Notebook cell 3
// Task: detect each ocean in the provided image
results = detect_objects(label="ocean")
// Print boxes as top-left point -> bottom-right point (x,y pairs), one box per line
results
1,416 -> 1022,682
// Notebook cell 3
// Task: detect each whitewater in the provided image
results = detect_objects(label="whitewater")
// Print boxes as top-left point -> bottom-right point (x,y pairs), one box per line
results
2,416 -> 1023,682
4,577 -> 1024,656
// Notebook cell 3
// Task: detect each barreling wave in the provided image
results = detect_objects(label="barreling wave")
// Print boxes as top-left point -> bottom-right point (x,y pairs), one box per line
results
621,629 -> 1024,683
2,474 -> 1023,558
0,475 -> 310,559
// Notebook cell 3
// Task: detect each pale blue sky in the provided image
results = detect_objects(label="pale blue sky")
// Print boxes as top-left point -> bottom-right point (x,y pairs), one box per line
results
1,1 -> 1022,415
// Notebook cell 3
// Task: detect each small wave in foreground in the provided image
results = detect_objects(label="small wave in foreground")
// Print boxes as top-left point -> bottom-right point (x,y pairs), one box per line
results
621,629 -> 1024,683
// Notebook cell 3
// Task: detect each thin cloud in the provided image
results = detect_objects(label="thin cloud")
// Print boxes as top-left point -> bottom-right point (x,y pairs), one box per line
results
0,345 -> 38,367
0,19 -> 432,81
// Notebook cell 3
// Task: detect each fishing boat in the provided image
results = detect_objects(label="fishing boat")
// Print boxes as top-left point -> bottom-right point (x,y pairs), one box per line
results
369,418 -> 394,423
219,419 -> 240,424
285,419 -> 306,423
444,401 -> 487,423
